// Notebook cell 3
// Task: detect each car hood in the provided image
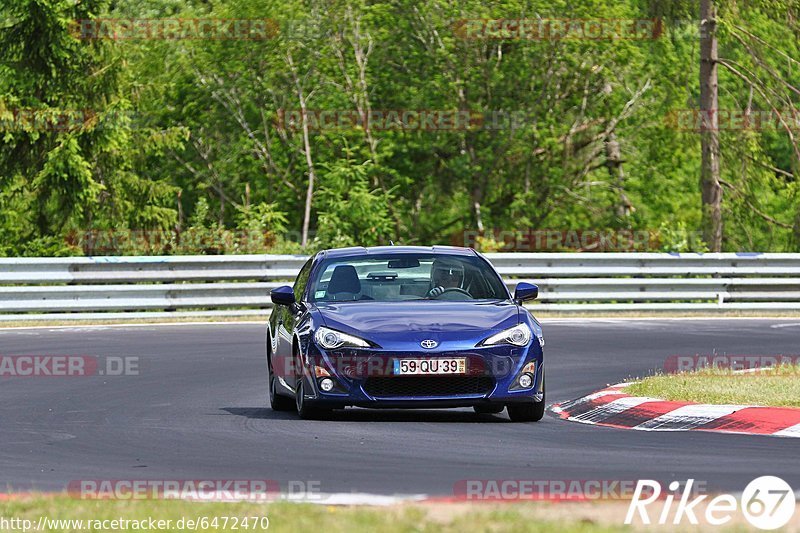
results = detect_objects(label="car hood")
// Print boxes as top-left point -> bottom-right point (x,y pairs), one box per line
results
313,300 -> 520,344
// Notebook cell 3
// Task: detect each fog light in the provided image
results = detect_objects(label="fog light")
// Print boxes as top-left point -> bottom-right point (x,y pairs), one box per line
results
518,373 -> 533,389
319,378 -> 334,392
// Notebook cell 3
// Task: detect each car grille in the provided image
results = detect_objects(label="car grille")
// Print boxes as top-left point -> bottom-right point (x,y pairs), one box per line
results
363,376 -> 495,398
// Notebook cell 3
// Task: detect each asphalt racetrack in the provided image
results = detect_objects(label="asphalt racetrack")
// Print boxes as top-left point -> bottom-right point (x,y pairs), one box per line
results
1,319 -> 799,496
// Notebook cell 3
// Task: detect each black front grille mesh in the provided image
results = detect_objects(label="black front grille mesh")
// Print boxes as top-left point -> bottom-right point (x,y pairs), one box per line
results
363,376 -> 494,397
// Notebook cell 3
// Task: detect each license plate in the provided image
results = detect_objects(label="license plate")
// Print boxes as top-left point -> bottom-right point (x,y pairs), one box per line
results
393,358 -> 466,375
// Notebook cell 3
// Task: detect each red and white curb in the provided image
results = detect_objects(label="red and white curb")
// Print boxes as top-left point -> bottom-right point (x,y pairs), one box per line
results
551,382 -> 800,438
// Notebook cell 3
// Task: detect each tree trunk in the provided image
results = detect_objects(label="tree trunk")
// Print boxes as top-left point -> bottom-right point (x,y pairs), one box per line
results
471,185 -> 484,234
299,96 -> 315,248
605,132 -> 633,222
700,0 -> 723,251
287,51 -> 316,248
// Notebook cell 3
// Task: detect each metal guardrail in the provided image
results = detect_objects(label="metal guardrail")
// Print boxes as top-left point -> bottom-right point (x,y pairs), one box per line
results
1,253 -> 799,320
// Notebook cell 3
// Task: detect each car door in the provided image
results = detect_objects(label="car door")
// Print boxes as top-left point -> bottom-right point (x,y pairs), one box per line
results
274,258 -> 313,387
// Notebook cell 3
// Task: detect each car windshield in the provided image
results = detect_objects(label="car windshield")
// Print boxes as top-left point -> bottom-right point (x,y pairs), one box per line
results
309,253 -> 509,302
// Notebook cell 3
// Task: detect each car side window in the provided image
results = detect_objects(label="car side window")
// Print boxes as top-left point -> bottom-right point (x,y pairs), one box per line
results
293,259 -> 313,302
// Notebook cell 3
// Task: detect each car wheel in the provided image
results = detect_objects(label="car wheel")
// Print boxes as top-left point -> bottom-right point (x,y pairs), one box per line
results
295,379 -> 330,420
473,405 -> 505,414
507,376 -> 545,422
507,401 -> 545,422
268,365 -> 294,412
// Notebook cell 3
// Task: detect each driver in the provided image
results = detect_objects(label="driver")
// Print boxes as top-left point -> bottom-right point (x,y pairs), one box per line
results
427,259 -> 466,298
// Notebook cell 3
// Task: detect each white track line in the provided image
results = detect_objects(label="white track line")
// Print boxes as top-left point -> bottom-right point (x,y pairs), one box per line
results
180,492 -> 428,506
0,321 -> 266,332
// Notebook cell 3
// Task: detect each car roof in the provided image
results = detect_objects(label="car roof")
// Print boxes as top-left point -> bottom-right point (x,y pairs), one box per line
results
316,245 -> 477,260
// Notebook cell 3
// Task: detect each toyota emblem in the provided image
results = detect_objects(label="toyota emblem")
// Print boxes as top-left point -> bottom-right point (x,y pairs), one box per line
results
420,339 -> 438,349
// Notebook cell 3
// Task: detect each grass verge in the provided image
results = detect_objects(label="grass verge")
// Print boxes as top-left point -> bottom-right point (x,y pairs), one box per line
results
626,364 -> 800,407
0,496 -> 627,533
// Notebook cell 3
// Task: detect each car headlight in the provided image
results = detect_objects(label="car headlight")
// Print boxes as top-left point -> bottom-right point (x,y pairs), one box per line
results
314,327 -> 370,349
481,323 -> 532,347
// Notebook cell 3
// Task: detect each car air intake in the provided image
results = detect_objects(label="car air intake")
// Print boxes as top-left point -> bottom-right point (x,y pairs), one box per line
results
363,376 -> 494,397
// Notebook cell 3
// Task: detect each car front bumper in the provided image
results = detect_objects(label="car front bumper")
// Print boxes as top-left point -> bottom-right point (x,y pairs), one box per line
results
297,343 -> 544,409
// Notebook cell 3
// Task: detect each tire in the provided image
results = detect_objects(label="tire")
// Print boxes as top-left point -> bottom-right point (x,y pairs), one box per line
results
507,375 -> 546,422
473,405 -> 505,414
507,401 -> 545,422
268,359 -> 294,412
295,379 -> 330,420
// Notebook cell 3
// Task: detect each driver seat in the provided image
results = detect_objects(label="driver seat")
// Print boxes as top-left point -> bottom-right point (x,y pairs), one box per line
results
326,265 -> 362,301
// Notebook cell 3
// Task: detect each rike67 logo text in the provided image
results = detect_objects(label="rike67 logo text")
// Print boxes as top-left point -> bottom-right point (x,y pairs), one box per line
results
626,477 -> 795,530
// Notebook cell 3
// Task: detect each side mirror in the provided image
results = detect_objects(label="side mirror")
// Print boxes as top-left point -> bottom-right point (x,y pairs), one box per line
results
514,282 -> 538,303
271,285 -> 296,306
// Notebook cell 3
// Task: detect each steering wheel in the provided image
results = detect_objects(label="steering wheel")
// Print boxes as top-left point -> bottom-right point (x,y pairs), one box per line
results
429,287 -> 472,299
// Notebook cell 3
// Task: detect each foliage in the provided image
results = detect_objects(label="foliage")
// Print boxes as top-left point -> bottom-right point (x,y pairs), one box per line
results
314,158 -> 394,249
1,0 -> 799,255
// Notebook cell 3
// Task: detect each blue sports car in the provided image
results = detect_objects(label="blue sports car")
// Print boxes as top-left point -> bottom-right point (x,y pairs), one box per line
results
266,246 -> 544,422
